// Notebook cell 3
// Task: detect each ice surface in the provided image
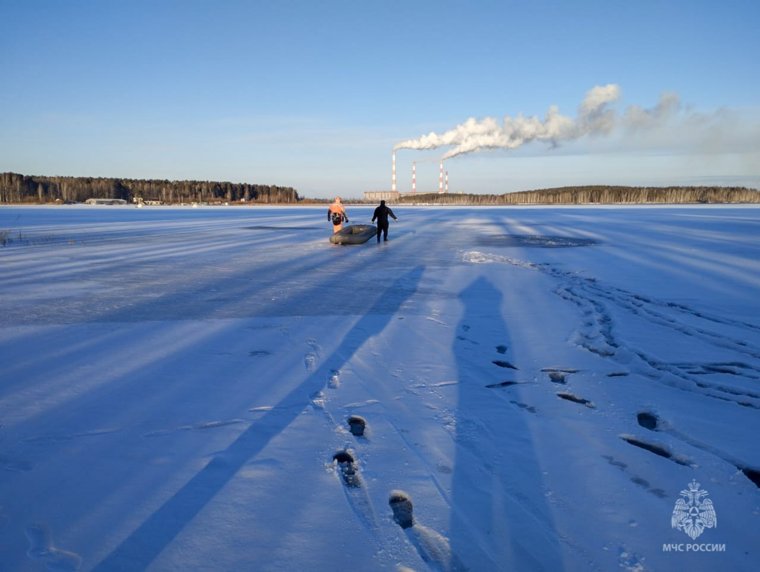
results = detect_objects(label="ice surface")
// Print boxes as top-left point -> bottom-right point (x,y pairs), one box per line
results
1,204 -> 758,571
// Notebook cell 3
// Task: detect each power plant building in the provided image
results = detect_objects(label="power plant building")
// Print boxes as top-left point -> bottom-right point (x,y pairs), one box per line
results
364,191 -> 401,202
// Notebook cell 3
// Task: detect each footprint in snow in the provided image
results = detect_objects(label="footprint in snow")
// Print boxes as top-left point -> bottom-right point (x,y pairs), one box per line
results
347,415 -> 367,437
328,369 -> 341,388
636,411 -> 659,431
485,380 -> 521,389
389,490 -> 467,571
541,367 -> 579,384
634,411 -> 760,489
248,350 -> 271,357
556,391 -> 595,408
304,352 -> 318,372
618,547 -> 646,572
510,400 -> 537,414
602,455 -> 668,499
304,338 -> 321,372
25,524 -> 82,571
548,372 -> 567,384
619,434 -> 692,467
332,451 -> 383,536
333,450 -> 363,488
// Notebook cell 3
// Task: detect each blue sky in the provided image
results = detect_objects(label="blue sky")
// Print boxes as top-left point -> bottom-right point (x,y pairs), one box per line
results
2,0 -> 759,198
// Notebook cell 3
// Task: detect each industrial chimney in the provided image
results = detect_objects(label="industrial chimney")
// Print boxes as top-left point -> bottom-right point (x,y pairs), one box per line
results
392,151 -> 397,193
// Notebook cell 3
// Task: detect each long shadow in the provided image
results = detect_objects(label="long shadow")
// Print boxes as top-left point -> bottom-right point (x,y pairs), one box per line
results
91,265 -> 424,571
449,277 -> 563,569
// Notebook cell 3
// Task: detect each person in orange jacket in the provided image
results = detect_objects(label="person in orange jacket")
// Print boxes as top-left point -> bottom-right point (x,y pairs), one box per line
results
327,197 -> 349,233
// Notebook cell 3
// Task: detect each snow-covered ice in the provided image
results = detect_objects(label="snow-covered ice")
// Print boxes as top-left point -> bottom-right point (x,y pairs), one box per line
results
1,204 -> 758,571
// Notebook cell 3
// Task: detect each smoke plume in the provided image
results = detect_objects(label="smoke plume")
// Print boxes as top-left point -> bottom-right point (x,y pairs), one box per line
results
393,84 -> 634,159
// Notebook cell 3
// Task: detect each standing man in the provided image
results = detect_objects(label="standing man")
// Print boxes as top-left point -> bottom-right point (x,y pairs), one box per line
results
328,197 -> 349,233
371,200 -> 398,242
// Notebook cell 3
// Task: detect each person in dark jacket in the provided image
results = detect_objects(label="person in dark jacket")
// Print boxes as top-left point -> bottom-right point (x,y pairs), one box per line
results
371,200 -> 398,242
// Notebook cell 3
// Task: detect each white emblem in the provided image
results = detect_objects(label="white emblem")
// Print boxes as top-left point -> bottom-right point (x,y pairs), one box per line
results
671,480 -> 717,540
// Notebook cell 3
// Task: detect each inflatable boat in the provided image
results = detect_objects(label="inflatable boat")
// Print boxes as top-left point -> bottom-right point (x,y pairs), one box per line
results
330,224 -> 377,245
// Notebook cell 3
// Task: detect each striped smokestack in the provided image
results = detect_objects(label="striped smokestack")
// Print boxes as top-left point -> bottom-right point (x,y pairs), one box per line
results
412,161 -> 416,193
392,151 -> 397,193
438,160 -> 444,193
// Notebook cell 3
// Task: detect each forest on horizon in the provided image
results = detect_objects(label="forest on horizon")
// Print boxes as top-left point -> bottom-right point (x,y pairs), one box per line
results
1,173 -> 759,206
0,173 -> 300,204
396,185 -> 760,205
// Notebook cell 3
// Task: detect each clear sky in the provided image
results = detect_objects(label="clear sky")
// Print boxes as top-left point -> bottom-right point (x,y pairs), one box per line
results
2,0 -> 759,198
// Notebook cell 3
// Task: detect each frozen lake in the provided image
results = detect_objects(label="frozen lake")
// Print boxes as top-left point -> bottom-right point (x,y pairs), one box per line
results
1,204 -> 759,571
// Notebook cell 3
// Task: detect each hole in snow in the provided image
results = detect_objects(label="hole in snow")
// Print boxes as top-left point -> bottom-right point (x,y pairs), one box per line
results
636,412 -> 659,431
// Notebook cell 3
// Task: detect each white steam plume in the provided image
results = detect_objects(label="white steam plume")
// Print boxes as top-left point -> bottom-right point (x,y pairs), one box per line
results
394,84 -> 623,159
623,91 -> 681,130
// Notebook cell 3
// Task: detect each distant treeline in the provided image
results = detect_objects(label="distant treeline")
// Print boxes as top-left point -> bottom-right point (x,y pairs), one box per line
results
0,173 -> 300,204
399,186 -> 760,205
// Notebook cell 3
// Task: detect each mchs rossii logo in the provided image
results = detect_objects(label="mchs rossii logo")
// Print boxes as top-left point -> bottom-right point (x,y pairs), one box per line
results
663,480 -> 725,553
672,479 -> 717,540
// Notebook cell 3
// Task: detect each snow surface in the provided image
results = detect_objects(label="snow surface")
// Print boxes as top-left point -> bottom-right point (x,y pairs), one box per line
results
1,204 -> 759,572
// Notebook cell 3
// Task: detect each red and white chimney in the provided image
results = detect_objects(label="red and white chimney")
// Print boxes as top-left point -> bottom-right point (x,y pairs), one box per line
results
412,161 -> 416,193
392,151 -> 397,193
